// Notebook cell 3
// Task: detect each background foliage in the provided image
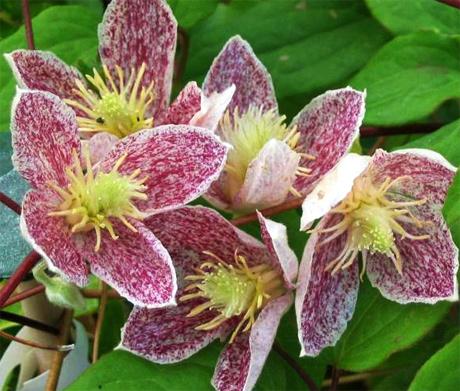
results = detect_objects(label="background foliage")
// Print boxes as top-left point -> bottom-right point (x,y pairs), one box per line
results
0,0 -> 459,390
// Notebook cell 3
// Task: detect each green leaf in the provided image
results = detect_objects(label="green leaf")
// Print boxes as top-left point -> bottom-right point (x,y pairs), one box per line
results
0,5 -> 101,131
443,170 -> 460,248
365,0 -> 460,35
99,300 -> 129,356
167,0 -> 218,29
351,32 -> 460,126
395,119 -> 460,166
332,279 -> 451,371
409,334 -> 460,391
185,0 -> 390,116
66,341 -> 288,391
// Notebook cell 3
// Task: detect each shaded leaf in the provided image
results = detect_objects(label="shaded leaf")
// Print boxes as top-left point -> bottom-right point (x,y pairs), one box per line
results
365,0 -> 460,35
0,5 -> 101,131
351,32 -> 460,126
408,334 -> 460,391
332,280 -> 451,371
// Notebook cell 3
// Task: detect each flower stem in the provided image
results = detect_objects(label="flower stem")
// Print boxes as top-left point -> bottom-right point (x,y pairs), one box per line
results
272,341 -> 319,391
0,250 -> 41,308
45,309 -> 74,391
4,284 -> 45,307
0,329 -> 72,352
360,123 -> 439,138
0,310 -> 59,335
329,366 -> 341,391
0,191 -> 21,214
92,282 -> 108,363
21,0 -> 35,50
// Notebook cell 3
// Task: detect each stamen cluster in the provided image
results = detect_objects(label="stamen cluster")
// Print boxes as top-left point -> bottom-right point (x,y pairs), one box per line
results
66,63 -> 155,138
315,175 -> 431,276
219,106 -> 313,200
48,148 -> 148,251
181,250 -> 285,343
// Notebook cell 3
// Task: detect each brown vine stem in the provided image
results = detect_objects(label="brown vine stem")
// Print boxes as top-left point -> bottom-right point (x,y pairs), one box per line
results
360,123 -> 439,138
83,288 -> 121,299
0,250 -> 41,308
0,310 -> 59,335
436,0 -> 460,9
329,366 -> 341,391
231,198 -> 303,226
0,329 -> 71,352
92,282 -> 108,363
0,191 -> 21,214
4,284 -> 45,307
273,341 -> 319,391
45,309 -> 74,391
21,0 -> 35,50
322,368 -> 395,387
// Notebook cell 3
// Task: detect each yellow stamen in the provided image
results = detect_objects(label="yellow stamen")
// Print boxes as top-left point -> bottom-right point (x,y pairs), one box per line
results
65,63 -> 155,138
47,147 -> 148,251
181,250 -> 285,343
314,175 -> 432,276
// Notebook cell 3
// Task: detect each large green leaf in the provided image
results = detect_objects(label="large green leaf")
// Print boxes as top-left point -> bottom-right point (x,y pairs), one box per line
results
351,32 -> 460,126
167,0 -> 218,29
332,280 -> 451,371
0,5 -> 101,131
66,341 -> 290,391
185,0 -> 390,116
395,119 -> 460,166
443,171 -> 460,248
408,334 -> 460,391
365,0 -> 460,35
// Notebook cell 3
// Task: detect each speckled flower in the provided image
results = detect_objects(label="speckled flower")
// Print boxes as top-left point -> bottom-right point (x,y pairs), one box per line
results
12,89 -> 228,308
296,149 -> 458,356
202,35 -> 365,214
5,0 -> 233,163
120,206 -> 297,391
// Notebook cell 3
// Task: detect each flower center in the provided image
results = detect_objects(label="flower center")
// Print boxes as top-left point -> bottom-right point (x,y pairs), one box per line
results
314,175 -> 431,276
219,106 -> 313,201
48,148 -> 148,251
180,250 -> 285,343
66,63 -> 154,138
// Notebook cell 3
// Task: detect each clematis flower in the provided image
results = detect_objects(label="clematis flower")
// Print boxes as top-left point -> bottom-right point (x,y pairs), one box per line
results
201,35 -> 365,214
120,206 -> 298,391
5,0 -> 233,162
296,149 -> 458,356
11,89 -> 228,308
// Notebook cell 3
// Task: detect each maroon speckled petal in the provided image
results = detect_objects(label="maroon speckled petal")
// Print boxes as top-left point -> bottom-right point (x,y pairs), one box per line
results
98,125 -> 228,214
295,215 -> 359,356
144,206 -> 267,276
212,294 -> 292,391
365,148 -> 458,304
21,189 -> 89,286
11,89 -> 80,189
82,132 -> 118,166
98,0 -> 177,118
190,85 -> 235,132
120,302 -> 231,363
5,50 -> 85,102
81,220 -> 176,308
159,81 -> 201,126
234,139 -> 300,212
292,87 -> 365,195
203,35 -> 277,116
366,215 -> 458,304
369,148 -> 456,205
257,212 -> 297,288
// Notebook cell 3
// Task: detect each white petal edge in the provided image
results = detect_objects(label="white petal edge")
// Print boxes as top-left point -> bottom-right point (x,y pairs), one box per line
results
392,148 -> 457,173
300,153 -> 371,230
